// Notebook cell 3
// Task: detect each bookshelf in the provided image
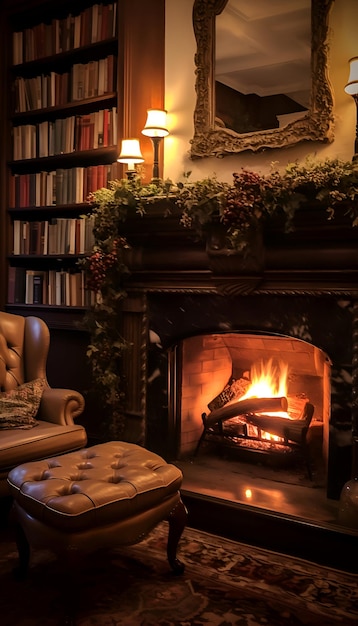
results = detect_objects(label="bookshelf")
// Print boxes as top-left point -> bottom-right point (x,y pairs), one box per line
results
5,1 -> 121,320
0,0 -> 165,439
1,0 -> 165,315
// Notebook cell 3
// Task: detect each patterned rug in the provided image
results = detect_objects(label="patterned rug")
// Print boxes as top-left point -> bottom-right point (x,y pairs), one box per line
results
0,522 -> 356,625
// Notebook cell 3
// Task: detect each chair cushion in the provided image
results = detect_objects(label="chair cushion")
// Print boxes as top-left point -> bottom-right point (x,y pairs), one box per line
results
0,378 -> 46,429
7,442 -> 183,532
0,420 -> 88,473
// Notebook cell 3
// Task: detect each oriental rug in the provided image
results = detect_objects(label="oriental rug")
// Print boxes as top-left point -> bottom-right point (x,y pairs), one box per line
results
0,522 -> 356,625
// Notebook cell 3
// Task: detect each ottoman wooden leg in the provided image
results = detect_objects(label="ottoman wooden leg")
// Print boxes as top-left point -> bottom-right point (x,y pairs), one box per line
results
13,522 -> 30,580
167,498 -> 187,575
8,504 -> 30,580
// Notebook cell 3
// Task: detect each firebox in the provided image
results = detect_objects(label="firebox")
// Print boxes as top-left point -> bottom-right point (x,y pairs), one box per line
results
144,292 -> 353,502
179,332 -> 329,479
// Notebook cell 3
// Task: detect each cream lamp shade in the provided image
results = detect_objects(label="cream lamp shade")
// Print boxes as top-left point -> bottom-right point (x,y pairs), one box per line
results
141,109 -> 169,138
117,139 -> 144,167
345,57 -> 358,96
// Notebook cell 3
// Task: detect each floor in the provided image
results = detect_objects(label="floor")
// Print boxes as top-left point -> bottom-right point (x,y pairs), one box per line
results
175,445 -> 344,530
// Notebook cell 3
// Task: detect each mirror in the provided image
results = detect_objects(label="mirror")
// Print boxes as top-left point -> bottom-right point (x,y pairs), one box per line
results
191,0 -> 334,158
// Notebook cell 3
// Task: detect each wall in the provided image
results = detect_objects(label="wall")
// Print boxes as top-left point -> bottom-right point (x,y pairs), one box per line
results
164,0 -> 358,183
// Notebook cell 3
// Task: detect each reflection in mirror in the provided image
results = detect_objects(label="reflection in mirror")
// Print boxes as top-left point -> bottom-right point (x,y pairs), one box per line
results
191,0 -> 334,158
216,0 -> 310,134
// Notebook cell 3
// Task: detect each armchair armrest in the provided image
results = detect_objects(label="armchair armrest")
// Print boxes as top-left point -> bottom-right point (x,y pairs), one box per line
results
37,387 -> 85,426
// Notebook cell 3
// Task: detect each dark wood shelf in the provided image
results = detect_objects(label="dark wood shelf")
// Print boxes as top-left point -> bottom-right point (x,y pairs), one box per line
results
12,93 -> 117,124
8,146 -> 119,173
10,38 -> 117,76
8,254 -> 86,261
8,203 -> 91,216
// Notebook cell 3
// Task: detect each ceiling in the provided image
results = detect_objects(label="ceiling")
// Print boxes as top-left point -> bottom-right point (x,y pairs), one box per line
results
215,0 -> 311,107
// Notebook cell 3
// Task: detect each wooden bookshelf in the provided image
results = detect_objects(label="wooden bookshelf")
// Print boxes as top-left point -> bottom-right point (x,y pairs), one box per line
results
4,1 -> 120,315
1,0 -> 166,314
0,0 -> 165,438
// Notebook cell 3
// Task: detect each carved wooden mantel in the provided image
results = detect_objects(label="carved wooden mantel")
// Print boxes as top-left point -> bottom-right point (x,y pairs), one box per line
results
120,201 -> 358,297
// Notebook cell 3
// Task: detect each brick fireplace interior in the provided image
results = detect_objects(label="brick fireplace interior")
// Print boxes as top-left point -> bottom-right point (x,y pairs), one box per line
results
179,331 -> 329,471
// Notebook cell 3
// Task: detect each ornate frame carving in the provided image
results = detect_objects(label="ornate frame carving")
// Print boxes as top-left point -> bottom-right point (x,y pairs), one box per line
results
191,0 -> 335,159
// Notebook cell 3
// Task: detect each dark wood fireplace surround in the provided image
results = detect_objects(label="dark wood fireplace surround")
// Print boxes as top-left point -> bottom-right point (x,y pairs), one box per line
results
115,200 -> 358,570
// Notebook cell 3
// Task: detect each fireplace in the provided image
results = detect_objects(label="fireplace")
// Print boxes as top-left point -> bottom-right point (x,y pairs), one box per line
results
117,201 -> 357,538
179,332 -> 328,475
143,292 -> 353,499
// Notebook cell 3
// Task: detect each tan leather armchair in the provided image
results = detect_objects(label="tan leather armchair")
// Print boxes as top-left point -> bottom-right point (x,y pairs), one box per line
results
0,311 -> 87,496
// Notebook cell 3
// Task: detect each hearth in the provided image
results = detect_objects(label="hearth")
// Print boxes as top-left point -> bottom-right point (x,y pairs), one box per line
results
116,201 -> 357,525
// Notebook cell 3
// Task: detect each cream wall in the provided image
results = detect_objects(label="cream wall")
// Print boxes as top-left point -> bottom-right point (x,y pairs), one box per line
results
164,0 -> 358,183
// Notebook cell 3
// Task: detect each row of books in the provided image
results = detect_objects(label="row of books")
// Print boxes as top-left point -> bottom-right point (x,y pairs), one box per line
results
12,3 -> 117,65
13,216 -> 95,256
14,55 -> 116,112
13,107 -> 117,160
9,162 -> 120,208
8,267 -> 95,307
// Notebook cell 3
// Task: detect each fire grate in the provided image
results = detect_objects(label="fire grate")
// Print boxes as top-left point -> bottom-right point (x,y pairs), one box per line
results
195,399 -> 314,479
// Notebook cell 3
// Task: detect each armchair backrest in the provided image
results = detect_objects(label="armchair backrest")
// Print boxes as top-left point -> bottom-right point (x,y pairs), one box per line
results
0,312 -> 49,392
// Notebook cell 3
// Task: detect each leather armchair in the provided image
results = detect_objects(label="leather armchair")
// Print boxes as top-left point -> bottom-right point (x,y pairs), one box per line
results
0,311 -> 87,496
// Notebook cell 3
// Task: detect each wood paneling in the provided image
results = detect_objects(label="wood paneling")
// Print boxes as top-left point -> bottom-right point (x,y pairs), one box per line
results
118,0 -> 165,183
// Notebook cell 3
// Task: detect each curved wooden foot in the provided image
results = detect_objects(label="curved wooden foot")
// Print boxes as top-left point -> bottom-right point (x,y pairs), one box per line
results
167,497 -> 187,575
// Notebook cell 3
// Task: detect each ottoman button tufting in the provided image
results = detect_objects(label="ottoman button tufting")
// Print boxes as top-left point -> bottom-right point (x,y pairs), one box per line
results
7,441 -> 187,587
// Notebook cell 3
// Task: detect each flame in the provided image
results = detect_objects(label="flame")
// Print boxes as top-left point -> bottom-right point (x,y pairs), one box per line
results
241,359 -> 290,438
241,358 -> 289,401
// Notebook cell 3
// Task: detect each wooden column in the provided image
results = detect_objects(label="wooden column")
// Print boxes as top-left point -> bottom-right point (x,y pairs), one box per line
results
118,0 -> 165,183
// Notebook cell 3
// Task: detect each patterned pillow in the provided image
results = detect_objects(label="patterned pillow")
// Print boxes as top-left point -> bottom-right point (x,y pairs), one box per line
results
0,378 -> 46,429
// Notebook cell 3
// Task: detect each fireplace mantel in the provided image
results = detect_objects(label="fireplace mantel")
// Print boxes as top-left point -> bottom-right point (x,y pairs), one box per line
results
120,201 -> 358,296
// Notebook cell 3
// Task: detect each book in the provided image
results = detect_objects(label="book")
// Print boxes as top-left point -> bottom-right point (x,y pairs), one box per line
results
28,221 -> 40,255
25,270 -> 35,304
38,221 -> 48,255
8,266 -> 26,304
13,221 -> 21,255
32,272 -> 46,304
20,221 -> 30,255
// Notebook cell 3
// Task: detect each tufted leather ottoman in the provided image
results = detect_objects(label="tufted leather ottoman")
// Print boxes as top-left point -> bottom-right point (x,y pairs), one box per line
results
7,441 -> 187,578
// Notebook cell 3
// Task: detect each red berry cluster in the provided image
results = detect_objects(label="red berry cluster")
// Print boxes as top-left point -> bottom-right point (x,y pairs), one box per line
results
222,170 -> 264,231
86,237 -> 126,292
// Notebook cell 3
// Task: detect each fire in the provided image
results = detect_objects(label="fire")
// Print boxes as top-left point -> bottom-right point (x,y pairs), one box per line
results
241,358 -> 289,402
241,359 -> 290,438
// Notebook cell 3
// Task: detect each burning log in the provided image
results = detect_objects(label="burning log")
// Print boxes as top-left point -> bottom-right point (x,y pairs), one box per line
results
204,396 -> 288,428
287,394 -> 311,420
245,402 -> 314,443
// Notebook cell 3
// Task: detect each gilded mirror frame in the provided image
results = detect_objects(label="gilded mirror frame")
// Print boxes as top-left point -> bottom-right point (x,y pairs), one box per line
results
191,0 -> 335,159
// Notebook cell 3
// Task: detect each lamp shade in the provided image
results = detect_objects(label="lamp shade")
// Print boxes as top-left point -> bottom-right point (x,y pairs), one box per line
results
141,109 -> 169,138
117,138 -> 144,165
345,57 -> 358,96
